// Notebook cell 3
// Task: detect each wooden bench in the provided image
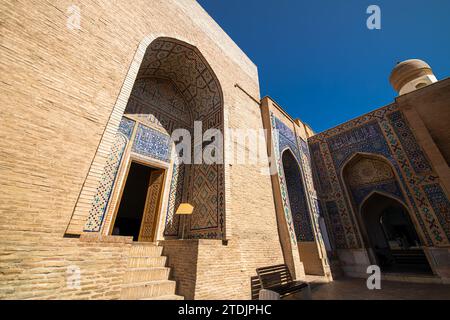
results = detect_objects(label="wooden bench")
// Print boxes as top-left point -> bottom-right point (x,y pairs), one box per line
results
256,264 -> 311,300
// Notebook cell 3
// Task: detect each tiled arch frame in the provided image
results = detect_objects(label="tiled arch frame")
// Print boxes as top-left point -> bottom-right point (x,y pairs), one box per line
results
360,190 -> 411,218
308,105 -> 450,249
65,35 -> 226,239
340,152 -> 432,251
280,147 -> 315,242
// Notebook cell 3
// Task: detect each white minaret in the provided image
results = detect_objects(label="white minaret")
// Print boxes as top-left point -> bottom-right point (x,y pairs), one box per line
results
389,59 -> 438,95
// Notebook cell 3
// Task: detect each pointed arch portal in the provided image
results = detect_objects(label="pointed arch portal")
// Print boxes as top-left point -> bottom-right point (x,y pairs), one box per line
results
343,153 -> 433,274
281,149 -> 326,276
361,193 -> 432,274
281,149 -> 314,242
69,36 -> 226,241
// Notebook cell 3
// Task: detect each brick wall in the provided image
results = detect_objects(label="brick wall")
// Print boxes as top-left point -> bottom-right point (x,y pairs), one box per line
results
0,0 -> 286,299
161,239 -> 284,300
0,236 -> 131,300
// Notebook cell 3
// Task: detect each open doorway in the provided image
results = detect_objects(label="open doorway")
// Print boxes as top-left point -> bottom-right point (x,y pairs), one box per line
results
361,193 -> 433,274
112,161 -> 165,242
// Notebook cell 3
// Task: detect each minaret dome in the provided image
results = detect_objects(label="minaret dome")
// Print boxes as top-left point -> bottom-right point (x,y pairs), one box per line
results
389,59 -> 437,95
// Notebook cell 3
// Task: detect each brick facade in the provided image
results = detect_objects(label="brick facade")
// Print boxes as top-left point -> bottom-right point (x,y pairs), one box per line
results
0,0 -> 283,300
1,0 -> 449,300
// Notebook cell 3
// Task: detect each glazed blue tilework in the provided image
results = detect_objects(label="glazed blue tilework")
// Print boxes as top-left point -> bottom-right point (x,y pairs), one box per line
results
325,200 -> 346,248
388,111 -> 432,174
299,138 -> 310,159
308,105 -> 450,248
323,120 -> 431,247
309,142 -> 332,195
132,124 -> 171,162
275,117 -> 297,144
299,136 -> 324,240
85,133 -> 128,232
423,184 -> 450,241
283,151 -> 315,242
274,117 -> 301,158
273,115 -> 315,242
298,136 -> 318,198
118,117 -> 135,139
270,113 -> 297,245
349,180 -> 405,207
327,121 -> 393,169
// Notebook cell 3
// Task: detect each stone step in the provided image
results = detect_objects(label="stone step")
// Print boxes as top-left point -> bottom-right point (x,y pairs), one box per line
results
132,242 -> 157,245
129,245 -> 163,257
123,267 -> 170,283
121,280 -> 176,300
128,256 -> 167,268
140,295 -> 184,300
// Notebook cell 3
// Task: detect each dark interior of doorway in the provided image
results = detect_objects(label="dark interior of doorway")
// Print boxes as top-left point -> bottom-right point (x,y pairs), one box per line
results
363,194 -> 433,275
112,162 -> 153,241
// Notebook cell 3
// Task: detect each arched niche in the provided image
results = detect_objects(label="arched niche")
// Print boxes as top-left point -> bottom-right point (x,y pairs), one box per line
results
342,153 -> 432,273
69,37 -> 226,240
281,149 -> 314,242
342,153 -> 408,247
281,148 -> 326,275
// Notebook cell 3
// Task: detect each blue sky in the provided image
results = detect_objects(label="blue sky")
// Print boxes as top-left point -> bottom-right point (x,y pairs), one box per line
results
197,0 -> 450,132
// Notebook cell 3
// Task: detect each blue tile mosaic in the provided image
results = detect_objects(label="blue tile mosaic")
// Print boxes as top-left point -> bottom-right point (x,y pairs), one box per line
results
118,117 -> 135,139
132,124 -> 172,162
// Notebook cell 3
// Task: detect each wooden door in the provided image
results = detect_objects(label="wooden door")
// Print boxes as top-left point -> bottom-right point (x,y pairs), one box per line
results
138,169 -> 165,242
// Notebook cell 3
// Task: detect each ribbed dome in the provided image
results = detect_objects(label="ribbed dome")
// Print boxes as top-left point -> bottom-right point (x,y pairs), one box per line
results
389,59 -> 434,92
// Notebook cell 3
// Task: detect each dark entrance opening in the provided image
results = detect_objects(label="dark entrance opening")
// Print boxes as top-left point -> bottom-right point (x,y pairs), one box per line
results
361,193 -> 432,274
112,162 -> 153,241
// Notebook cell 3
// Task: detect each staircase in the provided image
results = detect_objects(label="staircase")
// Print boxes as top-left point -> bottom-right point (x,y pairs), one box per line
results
120,243 -> 184,300
386,249 -> 433,274
391,249 -> 429,265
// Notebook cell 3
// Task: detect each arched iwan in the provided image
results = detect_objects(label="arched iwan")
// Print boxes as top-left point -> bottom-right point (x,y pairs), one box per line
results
65,36 -> 226,241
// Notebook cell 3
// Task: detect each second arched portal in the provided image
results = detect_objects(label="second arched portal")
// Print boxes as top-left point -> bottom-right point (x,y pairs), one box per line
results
343,154 -> 433,274
281,149 -> 326,276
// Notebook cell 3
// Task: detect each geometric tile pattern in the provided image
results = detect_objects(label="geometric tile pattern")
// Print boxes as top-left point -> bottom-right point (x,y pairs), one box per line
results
350,180 -> 405,208
132,123 -> 172,163
270,113 -> 297,245
135,38 -> 225,239
126,76 -> 188,238
385,111 -> 448,244
85,37 -> 226,239
283,150 -> 315,242
125,77 -> 192,134
308,104 -> 450,248
344,156 -> 405,206
138,38 -> 223,122
299,137 -> 326,245
187,164 -> 224,239
345,157 -> 395,187
118,117 -> 136,139
388,111 -> 432,175
84,118 -> 134,231
423,184 -> 450,241
344,155 -> 405,208
325,200 -> 346,248
298,137 -> 317,199
271,113 -> 316,242
163,161 -> 184,237
309,142 -> 332,195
